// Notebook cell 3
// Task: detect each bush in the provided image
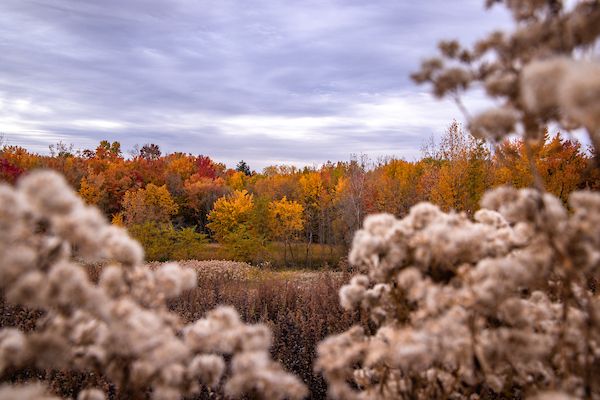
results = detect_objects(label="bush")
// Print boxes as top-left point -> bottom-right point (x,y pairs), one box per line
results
128,222 -> 208,262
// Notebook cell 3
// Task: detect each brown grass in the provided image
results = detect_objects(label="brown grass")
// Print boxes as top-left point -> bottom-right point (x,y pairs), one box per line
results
0,261 -> 362,399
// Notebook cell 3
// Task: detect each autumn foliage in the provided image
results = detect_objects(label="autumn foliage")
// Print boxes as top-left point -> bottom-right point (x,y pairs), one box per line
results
0,126 -> 595,265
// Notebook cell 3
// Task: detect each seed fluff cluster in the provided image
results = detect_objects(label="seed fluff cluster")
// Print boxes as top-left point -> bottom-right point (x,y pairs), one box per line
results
316,187 -> 600,399
411,0 -> 600,159
0,170 -> 307,400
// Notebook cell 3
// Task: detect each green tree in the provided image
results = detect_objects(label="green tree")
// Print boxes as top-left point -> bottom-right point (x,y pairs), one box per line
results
236,160 -> 252,176
171,227 -> 208,260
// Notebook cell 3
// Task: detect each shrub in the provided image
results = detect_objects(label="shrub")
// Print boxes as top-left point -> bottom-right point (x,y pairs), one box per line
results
128,223 -> 208,262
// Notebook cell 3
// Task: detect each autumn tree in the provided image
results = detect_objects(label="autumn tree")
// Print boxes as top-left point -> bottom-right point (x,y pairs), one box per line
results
227,170 -> 247,191
299,171 -> 328,264
95,140 -> 122,160
195,155 -> 218,179
83,163 -> 138,216
429,121 -> 492,213
252,166 -> 300,200
122,183 -> 178,225
183,174 -> 229,230
165,153 -> 195,181
268,196 -> 304,265
207,190 -> 264,261
494,132 -> 588,203
365,158 -> 421,216
78,176 -> 102,205
0,158 -> 23,184
0,145 -> 42,172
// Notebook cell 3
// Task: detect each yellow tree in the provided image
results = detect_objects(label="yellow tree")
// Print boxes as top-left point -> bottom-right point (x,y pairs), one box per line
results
538,134 -> 586,202
268,196 -> 304,265
207,190 -> 263,260
227,171 -> 246,191
165,153 -> 195,181
122,183 -> 178,225
299,171 -> 328,263
207,190 -> 254,241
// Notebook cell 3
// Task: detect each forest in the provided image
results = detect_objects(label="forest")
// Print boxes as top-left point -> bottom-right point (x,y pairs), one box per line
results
1,123 -> 596,266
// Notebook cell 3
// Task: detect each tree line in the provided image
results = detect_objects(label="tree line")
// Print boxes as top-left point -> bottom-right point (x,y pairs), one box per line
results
1,121 -> 597,265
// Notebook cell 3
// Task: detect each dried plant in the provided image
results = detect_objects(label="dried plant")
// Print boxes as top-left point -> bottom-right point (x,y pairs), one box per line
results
316,188 -> 600,399
0,171 -> 306,400
411,0 -> 600,161
316,1 -> 600,399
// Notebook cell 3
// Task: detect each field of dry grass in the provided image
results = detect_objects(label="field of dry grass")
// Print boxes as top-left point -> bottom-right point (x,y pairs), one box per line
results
0,260 -> 362,399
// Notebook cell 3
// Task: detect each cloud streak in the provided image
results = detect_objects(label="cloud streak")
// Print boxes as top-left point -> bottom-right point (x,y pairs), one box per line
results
0,0 -> 511,170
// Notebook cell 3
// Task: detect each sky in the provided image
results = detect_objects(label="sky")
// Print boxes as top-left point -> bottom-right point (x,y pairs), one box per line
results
0,0 -> 513,170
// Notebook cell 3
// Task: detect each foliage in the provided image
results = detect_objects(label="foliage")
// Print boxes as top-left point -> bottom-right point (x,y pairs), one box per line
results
235,160 -> 251,176
207,190 -> 265,262
127,222 -> 176,261
428,121 -> 491,213
139,143 -> 161,160
268,197 -> 304,265
494,132 -> 588,203
96,140 -> 122,159
0,131 -> 596,268
128,222 -> 208,262
122,183 -> 178,225
0,159 -> 22,184
171,227 -> 209,261
268,197 -> 304,242
78,176 -> 102,205
207,190 -> 254,242
222,224 -> 265,262
183,175 -> 228,231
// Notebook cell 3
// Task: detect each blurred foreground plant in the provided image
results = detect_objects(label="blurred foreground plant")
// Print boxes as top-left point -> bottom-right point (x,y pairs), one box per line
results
411,0 -> 600,164
316,1 -> 600,399
317,187 -> 600,399
0,171 -> 306,400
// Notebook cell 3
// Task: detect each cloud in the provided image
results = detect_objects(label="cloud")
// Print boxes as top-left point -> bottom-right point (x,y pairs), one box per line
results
0,0 -> 511,170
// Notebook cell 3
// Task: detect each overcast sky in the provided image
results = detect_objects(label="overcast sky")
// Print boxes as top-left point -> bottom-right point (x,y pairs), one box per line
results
0,0 -> 513,170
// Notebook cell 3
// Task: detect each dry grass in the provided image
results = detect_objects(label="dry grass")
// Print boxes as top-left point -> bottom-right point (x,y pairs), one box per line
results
1,261 -> 362,399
